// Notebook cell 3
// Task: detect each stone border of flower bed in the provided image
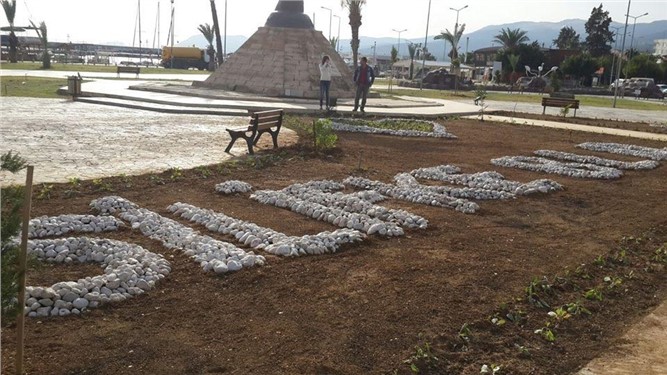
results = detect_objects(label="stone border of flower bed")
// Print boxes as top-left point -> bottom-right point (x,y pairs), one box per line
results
534,150 -> 660,170
330,118 -> 457,138
343,176 -> 480,214
25,237 -> 170,318
408,166 -> 563,196
90,196 -> 266,274
576,142 -> 667,161
215,180 -> 253,194
28,214 -> 123,239
168,202 -> 365,256
491,156 -> 623,179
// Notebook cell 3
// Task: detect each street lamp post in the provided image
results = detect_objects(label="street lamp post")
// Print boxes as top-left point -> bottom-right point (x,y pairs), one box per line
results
449,5 -> 468,60
392,28 -> 407,59
613,0 -> 632,108
419,0 -> 432,90
609,25 -> 622,86
333,14 -> 341,52
321,6 -> 332,41
626,12 -> 648,53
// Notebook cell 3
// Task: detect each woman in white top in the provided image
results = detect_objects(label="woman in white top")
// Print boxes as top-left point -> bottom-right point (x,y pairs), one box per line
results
319,55 -> 332,110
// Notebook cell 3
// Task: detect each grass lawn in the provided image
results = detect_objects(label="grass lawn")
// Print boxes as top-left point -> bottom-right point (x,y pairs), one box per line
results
0,61 -> 209,75
0,76 -> 67,98
382,88 -> 667,112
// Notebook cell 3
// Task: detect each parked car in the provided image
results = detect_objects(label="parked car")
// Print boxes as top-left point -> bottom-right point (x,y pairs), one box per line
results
609,79 -> 625,92
657,84 -> 667,94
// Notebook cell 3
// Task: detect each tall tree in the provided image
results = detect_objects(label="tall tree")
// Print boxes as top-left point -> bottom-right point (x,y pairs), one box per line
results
30,20 -> 50,69
209,0 -> 224,66
584,4 -> 613,57
408,42 -> 419,79
560,53 -> 598,86
553,26 -> 581,49
493,28 -> 529,52
390,46 -> 398,63
434,24 -> 466,60
1,0 -> 19,63
341,0 -> 366,69
198,23 -> 216,71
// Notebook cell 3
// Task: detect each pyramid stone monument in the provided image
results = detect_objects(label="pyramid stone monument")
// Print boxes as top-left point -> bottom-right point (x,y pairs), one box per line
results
196,0 -> 356,99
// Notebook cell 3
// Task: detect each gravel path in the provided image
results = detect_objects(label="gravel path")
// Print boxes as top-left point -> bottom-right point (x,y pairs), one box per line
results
0,97 -> 293,186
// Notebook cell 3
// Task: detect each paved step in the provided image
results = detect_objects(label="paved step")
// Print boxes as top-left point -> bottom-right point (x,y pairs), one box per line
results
73,96 -> 249,116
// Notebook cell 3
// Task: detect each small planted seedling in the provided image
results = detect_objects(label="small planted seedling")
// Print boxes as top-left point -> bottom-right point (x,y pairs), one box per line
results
584,288 -> 603,301
480,364 -> 502,374
525,277 -> 554,309
547,307 -> 571,328
168,167 -> 183,181
119,173 -> 133,188
611,248 -> 628,265
403,334 -> 439,373
593,255 -> 607,267
37,183 -> 53,200
64,177 -> 81,198
149,174 -> 165,185
514,343 -> 531,357
603,276 -> 623,289
534,324 -> 556,342
505,309 -> 527,326
651,244 -> 667,263
92,178 -> 113,192
195,166 -> 212,179
565,301 -> 591,316
490,314 -> 506,327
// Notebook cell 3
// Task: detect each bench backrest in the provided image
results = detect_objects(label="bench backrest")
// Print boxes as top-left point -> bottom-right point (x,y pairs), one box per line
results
542,97 -> 580,108
249,109 -> 283,131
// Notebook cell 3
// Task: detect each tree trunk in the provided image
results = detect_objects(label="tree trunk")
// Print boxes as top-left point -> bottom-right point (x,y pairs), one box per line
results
349,7 -> 362,69
210,0 -> 224,66
8,32 -> 19,63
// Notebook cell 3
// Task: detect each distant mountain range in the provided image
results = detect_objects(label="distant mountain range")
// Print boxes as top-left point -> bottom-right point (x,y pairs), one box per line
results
179,19 -> 667,61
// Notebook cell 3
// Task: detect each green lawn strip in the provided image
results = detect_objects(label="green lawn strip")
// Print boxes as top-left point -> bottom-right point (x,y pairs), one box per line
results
0,76 -> 68,98
338,118 -> 433,132
0,61 -> 209,75
383,88 -> 667,112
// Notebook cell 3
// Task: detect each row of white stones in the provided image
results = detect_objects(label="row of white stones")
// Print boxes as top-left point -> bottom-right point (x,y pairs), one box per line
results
395,173 -> 515,200
90,196 -> 266,274
215,180 -> 253,194
343,176 -> 480,214
28,214 -> 123,239
250,189 -> 406,236
490,156 -> 623,179
278,182 -> 428,229
330,118 -> 458,138
577,142 -> 667,161
25,237 -> 170,318
168,202 -> 365,256
534,150 -> 660,170
408,166 -> 563,196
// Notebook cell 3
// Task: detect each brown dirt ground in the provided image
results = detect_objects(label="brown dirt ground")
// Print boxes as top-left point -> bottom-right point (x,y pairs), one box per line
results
2,115 -> 666,375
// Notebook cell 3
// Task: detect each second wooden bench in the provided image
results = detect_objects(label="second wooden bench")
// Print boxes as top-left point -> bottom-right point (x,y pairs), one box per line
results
116,65 -> 141,77
224,109 -> 284,155
542,93 -> 579,117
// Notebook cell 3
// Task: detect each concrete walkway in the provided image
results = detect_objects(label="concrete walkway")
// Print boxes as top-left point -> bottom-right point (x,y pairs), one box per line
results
466,115 -> 667,142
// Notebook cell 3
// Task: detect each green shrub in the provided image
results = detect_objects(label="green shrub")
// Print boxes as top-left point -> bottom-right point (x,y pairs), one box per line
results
1,151 -> 28,322
312,118 -> 338,151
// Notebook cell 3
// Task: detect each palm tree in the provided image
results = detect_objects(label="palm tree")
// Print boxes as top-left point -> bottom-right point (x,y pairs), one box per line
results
29,20 -> 50,69
1,0 -> 19,63
434,24 -> 465,61
209,0 -> 224,66
198,23 -> 216,71
408,42 -> 419,79
340,0 -> 366,69
493,28 -> 529,52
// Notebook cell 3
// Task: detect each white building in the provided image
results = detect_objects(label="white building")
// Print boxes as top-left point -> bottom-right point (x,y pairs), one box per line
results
654,39 -> 667,56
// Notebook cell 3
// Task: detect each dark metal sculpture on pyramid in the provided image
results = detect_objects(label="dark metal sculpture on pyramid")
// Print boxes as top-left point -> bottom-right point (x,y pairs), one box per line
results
196,0 -> 356,99
265,0 -> 314,29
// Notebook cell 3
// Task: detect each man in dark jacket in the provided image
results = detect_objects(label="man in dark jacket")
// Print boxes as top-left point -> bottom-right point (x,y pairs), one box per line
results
353,57 -> 375,112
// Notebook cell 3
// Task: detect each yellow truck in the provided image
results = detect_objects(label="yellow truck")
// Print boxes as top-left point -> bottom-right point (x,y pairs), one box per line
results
161,46 -> 208,70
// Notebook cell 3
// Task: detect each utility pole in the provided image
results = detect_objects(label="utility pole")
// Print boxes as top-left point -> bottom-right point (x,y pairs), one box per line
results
420,0 -> 432,90
613,0 -> 632,108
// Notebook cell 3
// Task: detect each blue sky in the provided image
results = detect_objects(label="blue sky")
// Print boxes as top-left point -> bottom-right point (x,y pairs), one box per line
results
3,0 -> 665,45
